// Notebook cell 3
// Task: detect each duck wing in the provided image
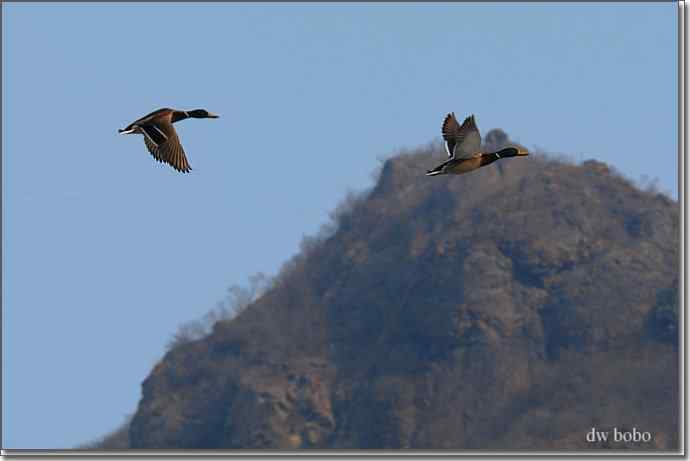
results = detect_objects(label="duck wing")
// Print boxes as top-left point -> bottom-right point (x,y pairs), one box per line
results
442,113 -> 481,159
140,122 -> 192,173
441,113 -> 461,158
143,134 -> 167,164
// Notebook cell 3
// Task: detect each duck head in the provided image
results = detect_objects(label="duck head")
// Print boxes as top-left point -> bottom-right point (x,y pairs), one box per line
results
187,109 -> 219,119
495,146 -> 529,158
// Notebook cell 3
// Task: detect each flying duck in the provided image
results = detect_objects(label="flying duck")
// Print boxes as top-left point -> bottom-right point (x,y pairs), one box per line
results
426,112 -> 528,176
119,108 -> 219,173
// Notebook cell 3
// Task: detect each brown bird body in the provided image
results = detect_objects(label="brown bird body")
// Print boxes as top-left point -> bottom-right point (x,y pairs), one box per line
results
426,112 -> 528,176
119,108 -> 219,173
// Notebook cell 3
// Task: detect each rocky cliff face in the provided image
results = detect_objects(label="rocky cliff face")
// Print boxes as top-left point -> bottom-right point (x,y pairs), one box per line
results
128,136 -> 679,450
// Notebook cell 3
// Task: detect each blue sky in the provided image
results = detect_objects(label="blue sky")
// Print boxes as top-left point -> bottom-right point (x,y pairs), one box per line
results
2,2 -> 678,449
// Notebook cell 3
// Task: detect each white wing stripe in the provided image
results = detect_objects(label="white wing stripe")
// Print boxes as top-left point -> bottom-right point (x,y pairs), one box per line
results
152,125 -> 169,141
139,125 -> 159,147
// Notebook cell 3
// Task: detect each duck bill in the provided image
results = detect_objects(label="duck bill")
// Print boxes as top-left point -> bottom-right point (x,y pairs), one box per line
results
207,112 -> 220,118
517,148 -> 529,156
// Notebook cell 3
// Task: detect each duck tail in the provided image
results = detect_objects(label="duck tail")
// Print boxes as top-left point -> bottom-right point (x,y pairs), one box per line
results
426,165 -> 445,176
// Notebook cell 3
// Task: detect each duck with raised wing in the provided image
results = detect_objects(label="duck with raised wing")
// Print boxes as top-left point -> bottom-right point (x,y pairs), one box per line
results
119,108 -> 219,173
426,112 -> 528,176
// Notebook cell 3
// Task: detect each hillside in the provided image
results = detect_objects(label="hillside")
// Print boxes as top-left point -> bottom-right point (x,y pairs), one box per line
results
123,132 -> 679,450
